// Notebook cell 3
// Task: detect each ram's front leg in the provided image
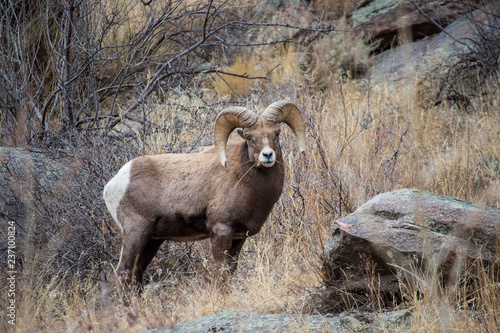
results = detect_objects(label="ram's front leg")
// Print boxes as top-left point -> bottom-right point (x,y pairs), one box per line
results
209,223 -> 235,282
228,238 -> 246,274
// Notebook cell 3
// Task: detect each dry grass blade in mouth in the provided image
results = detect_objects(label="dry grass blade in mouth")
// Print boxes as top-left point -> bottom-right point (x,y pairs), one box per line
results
234,161 -> 259,190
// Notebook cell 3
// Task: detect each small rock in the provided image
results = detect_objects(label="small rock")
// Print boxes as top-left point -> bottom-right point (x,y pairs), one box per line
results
139,309 -> 411,332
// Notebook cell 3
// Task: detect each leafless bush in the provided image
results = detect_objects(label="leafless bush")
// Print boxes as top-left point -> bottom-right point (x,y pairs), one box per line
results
0,0 -> 333,145
419,2 -> 500,112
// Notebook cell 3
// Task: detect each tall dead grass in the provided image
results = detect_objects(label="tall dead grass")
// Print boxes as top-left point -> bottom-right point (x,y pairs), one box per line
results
210,45 -> 303,99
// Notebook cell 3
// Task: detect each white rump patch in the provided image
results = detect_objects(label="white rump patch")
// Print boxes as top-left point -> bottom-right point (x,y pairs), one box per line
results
103,160 -> 132,231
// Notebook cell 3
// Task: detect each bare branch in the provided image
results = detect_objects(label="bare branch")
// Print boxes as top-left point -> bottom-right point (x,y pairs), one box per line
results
407,0 -> 469,49
0,0 -> 335,142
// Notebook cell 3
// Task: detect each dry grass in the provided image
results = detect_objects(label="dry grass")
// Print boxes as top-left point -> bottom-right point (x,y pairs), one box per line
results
311,0 -> 363,19
310,18 -> 373,87
3,40 -> 500,332
210,45 -> 303,99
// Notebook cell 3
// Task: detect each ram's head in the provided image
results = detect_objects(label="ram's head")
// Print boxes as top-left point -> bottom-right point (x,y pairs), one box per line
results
214,101 -> 306,168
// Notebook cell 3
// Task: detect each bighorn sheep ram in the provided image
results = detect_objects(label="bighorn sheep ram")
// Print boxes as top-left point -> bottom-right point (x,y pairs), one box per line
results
103,101 -> 306,286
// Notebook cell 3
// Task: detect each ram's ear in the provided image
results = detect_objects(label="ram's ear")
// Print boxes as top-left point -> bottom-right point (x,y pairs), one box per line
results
237,128 -> 244,139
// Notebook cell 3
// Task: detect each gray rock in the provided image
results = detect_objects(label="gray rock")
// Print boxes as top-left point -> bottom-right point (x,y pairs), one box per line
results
352,0 -> 399,28
353,0 -> 472,51
324,189 -> 500,301
139,309 -> 411,332
366,6 -> 500,94
0,145 -> 118,280
0,147 -> 66,229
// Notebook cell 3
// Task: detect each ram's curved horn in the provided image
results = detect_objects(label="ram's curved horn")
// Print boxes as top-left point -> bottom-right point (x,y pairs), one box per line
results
214,107 -> 258,167
262,101 -> 306,153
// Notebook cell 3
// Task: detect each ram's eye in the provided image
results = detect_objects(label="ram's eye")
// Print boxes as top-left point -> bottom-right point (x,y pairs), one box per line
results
246,136 -> 255,144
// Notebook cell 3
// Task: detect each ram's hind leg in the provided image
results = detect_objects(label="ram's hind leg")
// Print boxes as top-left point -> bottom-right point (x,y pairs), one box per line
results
116,239 -> 163,289
135,239 -> 164,286
114,215 -> 156,289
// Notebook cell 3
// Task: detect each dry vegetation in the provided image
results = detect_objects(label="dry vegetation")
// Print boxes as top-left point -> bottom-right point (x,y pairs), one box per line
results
1,1 -> 500,332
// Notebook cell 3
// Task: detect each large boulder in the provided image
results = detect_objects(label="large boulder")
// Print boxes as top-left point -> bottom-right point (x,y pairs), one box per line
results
324,189 -> 500,305
352,0 -> 476,51
0,146 -> 118,280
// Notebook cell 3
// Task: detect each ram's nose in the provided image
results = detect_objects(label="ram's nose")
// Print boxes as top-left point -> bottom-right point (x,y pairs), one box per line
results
259,148 -> 275,167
